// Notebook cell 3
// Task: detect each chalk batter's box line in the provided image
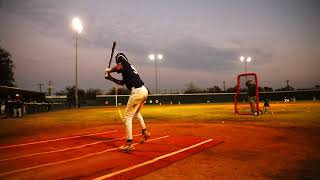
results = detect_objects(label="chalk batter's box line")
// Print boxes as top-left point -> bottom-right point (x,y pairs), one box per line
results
0,129 -> 155,162
0,134 -> 141,162
0,130 -> 119,150
93,138 -> 223,180
0,136 -> 170,177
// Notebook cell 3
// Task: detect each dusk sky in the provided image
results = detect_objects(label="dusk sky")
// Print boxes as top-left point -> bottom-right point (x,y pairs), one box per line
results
0,0 -> 319,93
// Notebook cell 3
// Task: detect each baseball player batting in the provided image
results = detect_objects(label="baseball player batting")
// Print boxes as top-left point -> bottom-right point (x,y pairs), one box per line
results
105,52 -> 150,152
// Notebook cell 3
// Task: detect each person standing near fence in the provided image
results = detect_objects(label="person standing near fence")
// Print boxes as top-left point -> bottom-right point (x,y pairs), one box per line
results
3,95 -> 13,119
13,94 -> 23,118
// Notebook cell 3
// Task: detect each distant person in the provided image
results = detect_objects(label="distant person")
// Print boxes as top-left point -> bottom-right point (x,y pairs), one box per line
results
263,98 -> 272,114
105,52 -> 150,152
0,99 -> 3,115
3,95 -> 13,119
13,94 -> 23,118
246,80 -> 258,116
45,101 -> 52,112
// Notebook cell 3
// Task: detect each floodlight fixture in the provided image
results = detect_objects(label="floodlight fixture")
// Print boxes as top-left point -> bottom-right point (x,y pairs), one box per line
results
148,54 -> 155,61
72,17 -> 83,34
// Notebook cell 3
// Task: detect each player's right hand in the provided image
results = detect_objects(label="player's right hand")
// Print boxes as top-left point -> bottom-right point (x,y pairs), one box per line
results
105,73 -> 113,81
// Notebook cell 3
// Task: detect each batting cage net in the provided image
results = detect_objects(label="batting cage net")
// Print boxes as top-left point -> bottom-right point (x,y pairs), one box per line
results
234,73 -> 260,115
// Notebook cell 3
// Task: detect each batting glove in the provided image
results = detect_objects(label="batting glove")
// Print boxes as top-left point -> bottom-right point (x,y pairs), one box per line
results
105,67 -> 111,73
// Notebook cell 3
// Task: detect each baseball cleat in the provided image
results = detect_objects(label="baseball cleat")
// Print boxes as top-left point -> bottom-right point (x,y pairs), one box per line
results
140,131 -> 151,143
119,143 -> 135,152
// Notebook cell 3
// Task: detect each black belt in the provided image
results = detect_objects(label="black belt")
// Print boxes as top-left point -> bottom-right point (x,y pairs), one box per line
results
131,85 -> 143,90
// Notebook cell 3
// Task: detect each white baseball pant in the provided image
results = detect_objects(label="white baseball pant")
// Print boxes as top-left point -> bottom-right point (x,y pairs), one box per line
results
123,86 -> 148,141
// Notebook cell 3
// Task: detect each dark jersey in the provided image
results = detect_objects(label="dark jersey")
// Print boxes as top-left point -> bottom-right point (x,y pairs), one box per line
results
248,84 -> 256,97
120,61 -> 144,90
13,99 -> 23,108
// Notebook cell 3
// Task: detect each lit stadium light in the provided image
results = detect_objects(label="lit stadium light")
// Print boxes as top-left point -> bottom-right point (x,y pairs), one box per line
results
72,17 -> 83,34
148,54 -> 155,61
240,56 -> 252,74
148,53 -> 164,94
157,54 -> 163,60
71,17 -> 83,108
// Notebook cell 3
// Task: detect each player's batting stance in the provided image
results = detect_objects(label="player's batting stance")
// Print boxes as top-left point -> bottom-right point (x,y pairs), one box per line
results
105,53 -> 150,152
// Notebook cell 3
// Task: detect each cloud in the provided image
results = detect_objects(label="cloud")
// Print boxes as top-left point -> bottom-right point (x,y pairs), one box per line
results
0,1 -> 72,38
160,39 -> 239,72
6,0 -> 319,90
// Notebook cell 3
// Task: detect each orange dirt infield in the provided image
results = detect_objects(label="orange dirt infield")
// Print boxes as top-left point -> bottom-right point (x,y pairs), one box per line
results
0,129 -> 222,179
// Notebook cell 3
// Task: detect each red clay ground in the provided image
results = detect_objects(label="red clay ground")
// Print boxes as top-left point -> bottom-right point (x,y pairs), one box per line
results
1,122 -> 319,179
138,123 -> 320,180
0,126 -> 222,179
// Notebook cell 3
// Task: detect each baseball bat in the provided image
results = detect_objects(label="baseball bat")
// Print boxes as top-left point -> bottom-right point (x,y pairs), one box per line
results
108,41 -> 116,68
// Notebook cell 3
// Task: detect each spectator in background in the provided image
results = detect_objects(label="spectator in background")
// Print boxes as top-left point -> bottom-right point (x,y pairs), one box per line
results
47,101 -> 52,112
0,98 -> 4,115
3,95 -> 13,119
263,97 -> 273,114
13,94 -> 23,118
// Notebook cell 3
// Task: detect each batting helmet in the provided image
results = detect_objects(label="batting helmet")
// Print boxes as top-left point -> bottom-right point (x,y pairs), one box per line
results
246,80 -> 252,87
115,53 -> 128,64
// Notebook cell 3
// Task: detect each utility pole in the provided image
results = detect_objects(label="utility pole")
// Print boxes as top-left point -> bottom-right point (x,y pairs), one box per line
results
37,83 -> 44,92
286,80 -> 290,87
48,80 -> 53,96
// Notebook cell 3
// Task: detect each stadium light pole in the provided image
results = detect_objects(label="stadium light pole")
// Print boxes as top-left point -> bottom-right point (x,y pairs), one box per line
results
240,56 -> 252,74
71,17 -> 83,108
148,54 -> 163,94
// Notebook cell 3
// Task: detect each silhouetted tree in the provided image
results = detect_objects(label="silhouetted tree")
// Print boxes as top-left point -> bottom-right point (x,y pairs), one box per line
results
263,86 -> 273,92
275,85 -> 295,91
64,86 -> 85,106
55,90 -> 67,96
226,85 -> 238,93
0,46 -> 15,86
184,82 -> 202,94
208,86 -> 222,93
107,87 -> 130,95
86,88 -> 102,99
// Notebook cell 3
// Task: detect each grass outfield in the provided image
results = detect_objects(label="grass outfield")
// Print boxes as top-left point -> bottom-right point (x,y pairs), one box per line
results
0,101 -> 319,141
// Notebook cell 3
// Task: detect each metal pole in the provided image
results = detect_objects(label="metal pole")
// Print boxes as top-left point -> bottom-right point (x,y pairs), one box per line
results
155,59 -> 158,94
75,33 -> 78,108
115,84 -> 118,106
245,60 -> 247,74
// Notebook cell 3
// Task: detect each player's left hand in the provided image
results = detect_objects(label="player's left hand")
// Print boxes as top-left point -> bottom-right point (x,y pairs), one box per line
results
105,67 -> 111,73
